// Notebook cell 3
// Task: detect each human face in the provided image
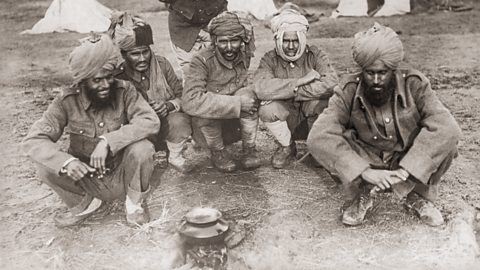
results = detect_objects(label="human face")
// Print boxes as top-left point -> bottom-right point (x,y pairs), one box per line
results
215,35 -> 242,61
83,68 -> 115,105
362,60 -> 395,107
282,31 -> 300,57
123,45 -> 151,73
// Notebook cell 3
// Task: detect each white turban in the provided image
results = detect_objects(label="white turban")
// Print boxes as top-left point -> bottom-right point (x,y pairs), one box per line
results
69,34 -> 118,84
352,22 -> 404,69
270,9 -> 309,62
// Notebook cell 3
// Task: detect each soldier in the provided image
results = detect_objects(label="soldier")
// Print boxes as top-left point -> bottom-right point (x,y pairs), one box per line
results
254,9 -> 339,168
307,23 -> 461,226
110,12 -> 193,173
182,11 -> 260,173
158,0 -> 228,77
22,34 -> 160,227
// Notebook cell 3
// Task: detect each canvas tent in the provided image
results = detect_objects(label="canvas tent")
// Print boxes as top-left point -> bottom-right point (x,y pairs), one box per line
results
331,0 -> 410,18
228,0 -> 278,20
21,0 -> 112,34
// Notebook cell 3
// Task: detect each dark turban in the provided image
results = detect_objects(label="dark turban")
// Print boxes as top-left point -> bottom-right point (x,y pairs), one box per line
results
108,11 -> 153,51
208,11 -> 255,58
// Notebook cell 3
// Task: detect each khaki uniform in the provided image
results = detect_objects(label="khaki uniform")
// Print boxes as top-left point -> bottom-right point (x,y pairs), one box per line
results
115,55 -> 191,150
22,80 -> 160,212
254,45 -> 339,138
182,47 -> 257,150
307,69 -> 462,200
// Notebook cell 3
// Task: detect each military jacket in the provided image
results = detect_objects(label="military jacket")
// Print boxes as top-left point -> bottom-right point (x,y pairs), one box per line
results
22,80 -> 160,173
307,68 -> 461,184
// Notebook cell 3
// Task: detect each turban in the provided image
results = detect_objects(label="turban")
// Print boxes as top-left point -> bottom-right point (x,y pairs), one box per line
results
270,9 -> 309,62
208,11 -> 256,59
108,11 -> 153,51
352,22 -> 404,69
69,33 -> 118,84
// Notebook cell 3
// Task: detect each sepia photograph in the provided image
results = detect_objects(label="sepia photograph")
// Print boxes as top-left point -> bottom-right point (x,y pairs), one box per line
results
1,0 -> 479,269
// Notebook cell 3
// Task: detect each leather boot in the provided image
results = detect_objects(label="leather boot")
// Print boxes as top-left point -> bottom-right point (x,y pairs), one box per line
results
405,192 -> 444,226
54,197 -> 103,228
271,142 -> 297,169
211,149 -> 237,173
342,191 -> 373,226
241,146 -> 262,170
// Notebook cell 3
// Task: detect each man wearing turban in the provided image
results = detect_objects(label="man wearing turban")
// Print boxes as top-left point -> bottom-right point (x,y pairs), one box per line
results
307,23 -> 461,227
22,34 -> 160,227
182,11 -> 261,173
110,12 -> 193,173
254,9 -> 339,169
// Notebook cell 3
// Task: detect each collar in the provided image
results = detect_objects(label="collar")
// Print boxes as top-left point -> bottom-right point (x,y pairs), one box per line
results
214,47 -> 247,70
122,61 -> 148,83
79,84 -> 116,111
354,70 -> 407,109
278,46 -> 309,69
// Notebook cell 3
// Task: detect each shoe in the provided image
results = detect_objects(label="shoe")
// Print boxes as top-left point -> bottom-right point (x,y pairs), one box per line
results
167,140 -> 194,173
169,154 -> 194,173
54,198 -> 102,228
342,192 -> 373,226
271,143 -> 297,169
211,149 -> 237,173
125,196 -> 150,226
241,146 -> 262,170
405,193 -> 444,227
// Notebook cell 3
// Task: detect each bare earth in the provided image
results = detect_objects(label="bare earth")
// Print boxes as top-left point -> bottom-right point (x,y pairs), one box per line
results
0,0 -> 479,269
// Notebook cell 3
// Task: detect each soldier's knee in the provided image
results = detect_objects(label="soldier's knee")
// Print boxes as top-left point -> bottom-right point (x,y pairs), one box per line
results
259,102 -> 289,122
124,140 -> 155,162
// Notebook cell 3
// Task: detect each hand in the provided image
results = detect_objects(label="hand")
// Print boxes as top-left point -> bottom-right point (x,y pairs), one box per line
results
90,139 -> 110,174
240,96 -> 258,114
361,168 -> 408,191
164,101 -> 176,113
65,160 -> 96,181
151,101 -> 169,118
296,70 -> 321,87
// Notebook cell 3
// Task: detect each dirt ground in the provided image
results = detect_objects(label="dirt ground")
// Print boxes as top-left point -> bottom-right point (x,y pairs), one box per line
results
1,0 -> 480,269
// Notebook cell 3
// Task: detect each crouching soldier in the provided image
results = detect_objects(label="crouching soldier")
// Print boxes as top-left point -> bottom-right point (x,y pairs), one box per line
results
110,12 -> 193,173
307,23 -> 461,227
254,9 -> 339,168
182,11 -> 260,173
22,34 -> 160,227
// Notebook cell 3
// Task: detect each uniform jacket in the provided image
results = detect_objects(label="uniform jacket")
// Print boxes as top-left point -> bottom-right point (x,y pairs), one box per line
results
254,45 -> 339,102
22,80 -> 160,173
164,0 -> 228,51
307,68 -> 461,184
115,54 -> 183,111
182,47 -> 248,119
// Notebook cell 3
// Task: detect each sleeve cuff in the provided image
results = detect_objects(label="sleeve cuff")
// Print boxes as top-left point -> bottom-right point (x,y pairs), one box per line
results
60,157 -> 79,174
334,154 -> 370,183
168,98 -> 181,113
399,148 -> 436,184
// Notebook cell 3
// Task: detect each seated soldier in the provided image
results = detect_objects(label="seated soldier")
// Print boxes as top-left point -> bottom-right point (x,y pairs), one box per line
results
182,11 -> 260,173
22,34 -> 160,227
109,12 -> 193,173
254,9 -> 339,169
307,23 -> 462,227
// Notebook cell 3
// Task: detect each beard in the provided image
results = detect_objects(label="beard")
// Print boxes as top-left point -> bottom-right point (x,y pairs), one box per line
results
364,81 -> 395,107
85,80 -> 117,109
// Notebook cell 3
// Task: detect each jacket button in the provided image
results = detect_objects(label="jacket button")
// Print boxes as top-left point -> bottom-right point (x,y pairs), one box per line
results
216,90 -> 219,93
79,130 -> 84,134
383,160 -> 388,164
388,135 -> 393,139
76,89 -> 80,93
402,74 -> 406,78
373,136 -> 378,140
141,76 -> 146,80
99,122 -> 105,127
385,117 -> 391,123
356,77 -> 360,81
